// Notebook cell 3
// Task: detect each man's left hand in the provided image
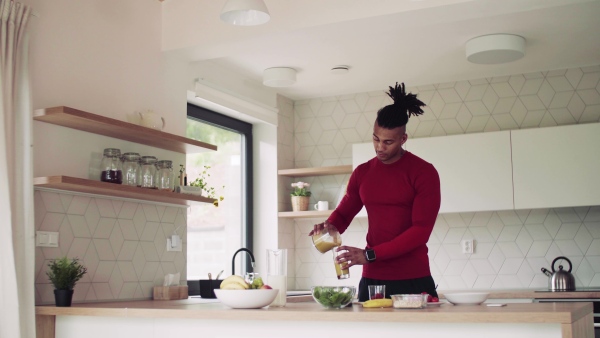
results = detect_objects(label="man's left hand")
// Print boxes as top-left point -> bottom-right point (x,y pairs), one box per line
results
335,245 -> 369,267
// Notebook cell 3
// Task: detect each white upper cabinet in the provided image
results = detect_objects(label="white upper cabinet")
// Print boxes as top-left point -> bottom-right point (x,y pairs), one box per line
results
407,131 -> 514,213
511,123 -> 600,210
352,131 -> 514,214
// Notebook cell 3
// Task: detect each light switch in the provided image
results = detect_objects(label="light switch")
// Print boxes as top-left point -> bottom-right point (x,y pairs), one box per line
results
36,231 -> 59,247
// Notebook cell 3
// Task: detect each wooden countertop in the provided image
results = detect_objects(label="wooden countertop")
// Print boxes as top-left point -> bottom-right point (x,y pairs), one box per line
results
439,289 -> 600,300
36,298 -> 593,325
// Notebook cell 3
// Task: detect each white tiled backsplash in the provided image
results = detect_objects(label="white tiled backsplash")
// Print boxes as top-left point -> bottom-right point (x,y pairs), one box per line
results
278,65 -> 600,291
34,190 -> 187,304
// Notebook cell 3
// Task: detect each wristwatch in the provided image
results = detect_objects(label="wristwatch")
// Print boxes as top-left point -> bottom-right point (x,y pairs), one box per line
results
364,248 -> 376,262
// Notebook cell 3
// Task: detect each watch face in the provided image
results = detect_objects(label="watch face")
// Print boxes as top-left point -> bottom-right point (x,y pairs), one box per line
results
366,249 -> 376,261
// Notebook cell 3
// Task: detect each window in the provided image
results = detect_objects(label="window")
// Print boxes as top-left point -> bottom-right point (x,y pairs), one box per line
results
186,104 -> 253,280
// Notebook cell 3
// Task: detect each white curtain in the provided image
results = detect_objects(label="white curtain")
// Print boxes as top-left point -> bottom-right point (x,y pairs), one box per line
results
0,1 -> 35,338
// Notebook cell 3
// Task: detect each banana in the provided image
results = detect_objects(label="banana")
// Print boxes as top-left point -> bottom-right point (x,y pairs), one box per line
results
220,275 -> 250,289
362,298 -> 393,308
221,282 -> 246,290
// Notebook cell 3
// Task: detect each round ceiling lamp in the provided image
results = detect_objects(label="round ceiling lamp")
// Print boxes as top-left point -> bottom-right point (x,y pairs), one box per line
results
220,0 -> 270,26
466,34 -> 526,64
263,67 -> 297,87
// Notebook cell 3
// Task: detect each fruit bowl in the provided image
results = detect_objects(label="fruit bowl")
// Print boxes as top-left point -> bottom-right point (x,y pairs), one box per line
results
443,292 -> 489,305
214,289 -> 279,309
311,286 -> 356,309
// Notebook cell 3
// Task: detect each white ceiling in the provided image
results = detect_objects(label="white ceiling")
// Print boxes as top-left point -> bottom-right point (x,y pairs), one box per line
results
162,0 -> 600,101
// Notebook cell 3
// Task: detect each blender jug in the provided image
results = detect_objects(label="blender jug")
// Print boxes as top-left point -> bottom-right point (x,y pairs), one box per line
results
267,249 -> 287,307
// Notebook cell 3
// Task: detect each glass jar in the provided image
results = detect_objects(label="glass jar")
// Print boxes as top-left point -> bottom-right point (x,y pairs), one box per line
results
121,152 -> 141,186
156,160 -> 173,191
100,148 -> 122,184
139,156 -> 158,189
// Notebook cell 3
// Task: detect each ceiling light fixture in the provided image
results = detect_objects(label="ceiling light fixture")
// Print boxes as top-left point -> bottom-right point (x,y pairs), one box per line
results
220,0 -> 270,26
263,67 -> 296,87
466,34 -> 526,64
331,65 -> 350,75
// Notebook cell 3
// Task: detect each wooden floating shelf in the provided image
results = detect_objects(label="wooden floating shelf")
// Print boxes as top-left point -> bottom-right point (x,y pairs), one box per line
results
34,106 -> 217,154
277,165 -> 352,177
34,176 -> 216,206
278,210 -> 333,218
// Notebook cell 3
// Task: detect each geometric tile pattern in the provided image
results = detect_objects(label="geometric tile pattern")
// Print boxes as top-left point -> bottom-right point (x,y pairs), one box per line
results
34,190 -> 187,304
280,65 -> 600,291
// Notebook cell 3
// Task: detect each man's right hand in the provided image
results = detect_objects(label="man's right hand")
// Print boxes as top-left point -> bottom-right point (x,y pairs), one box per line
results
308,220 -> 332,236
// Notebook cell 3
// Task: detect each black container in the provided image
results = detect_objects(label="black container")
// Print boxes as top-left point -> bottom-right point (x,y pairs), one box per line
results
187,280 -> 200,296
54,289 -> 74,307
199,279 -> 222,299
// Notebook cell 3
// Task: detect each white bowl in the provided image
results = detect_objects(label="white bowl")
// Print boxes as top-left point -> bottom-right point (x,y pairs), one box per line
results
444,292 -> 489,305
214,289 -> 279,309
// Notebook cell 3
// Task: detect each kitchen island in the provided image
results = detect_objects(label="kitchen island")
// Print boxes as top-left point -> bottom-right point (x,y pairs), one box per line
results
36,297 -> 593,338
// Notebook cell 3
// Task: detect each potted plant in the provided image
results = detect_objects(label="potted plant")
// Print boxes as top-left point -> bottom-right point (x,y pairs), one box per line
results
188,165 -> 225,207
46,257 -> 87,307
290,181 -> 311,211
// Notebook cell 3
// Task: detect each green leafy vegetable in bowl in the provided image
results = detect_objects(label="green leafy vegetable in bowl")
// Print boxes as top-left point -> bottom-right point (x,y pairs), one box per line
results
311,286 -> 356,309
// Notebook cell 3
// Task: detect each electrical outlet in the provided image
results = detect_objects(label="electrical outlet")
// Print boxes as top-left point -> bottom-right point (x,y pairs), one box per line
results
461,239 -> 474,254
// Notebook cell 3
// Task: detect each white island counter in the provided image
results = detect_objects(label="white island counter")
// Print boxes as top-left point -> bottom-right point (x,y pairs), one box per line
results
35,297 -> 594,338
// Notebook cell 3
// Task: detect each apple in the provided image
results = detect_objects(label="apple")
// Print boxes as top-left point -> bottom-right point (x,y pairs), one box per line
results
431,297 -> 439,303
260,284 -> 272,289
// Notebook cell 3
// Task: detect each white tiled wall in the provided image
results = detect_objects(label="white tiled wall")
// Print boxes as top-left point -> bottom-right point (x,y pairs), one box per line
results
34,190 -> 187,304
279,65 -> 600,291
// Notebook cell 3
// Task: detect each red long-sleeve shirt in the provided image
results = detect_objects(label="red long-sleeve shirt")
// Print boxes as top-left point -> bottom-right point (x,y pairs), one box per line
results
328,151 -> 441,280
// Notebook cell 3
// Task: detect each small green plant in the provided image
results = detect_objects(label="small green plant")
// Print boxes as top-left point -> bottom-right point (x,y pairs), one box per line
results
46,257 -> 87,290
290,181 -> 311,197
189,165 -> 225,206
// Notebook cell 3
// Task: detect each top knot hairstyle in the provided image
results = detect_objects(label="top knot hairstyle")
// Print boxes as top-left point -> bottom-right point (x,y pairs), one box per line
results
376,82 -> 426,129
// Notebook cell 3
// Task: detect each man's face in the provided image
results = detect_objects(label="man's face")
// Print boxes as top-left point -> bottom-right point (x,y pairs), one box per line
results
372,122 -> 408,164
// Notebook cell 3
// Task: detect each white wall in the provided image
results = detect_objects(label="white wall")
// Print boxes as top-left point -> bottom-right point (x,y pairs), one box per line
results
26,0 -> 194,303
27,0 -> 288,301
284,66 -> 600,291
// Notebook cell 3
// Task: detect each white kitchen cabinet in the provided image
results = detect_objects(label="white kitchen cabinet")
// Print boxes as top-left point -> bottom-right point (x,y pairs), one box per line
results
512,122 -> 600,210
352,131 -> 514,214
407,131 -> 514,213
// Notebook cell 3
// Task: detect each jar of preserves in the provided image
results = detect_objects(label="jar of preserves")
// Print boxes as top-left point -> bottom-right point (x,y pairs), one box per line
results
121,152 -> 141,186
156,160 -> 173,191
139,156 -> 158,189
100,148 -> 122,184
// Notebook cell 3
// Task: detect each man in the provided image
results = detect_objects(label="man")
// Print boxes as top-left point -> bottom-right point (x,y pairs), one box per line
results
310,82 -> 441,302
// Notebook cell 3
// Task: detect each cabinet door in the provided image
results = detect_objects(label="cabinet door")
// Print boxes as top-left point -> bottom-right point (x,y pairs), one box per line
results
407,131 -> 514,213
512,123 -> 600,209
352,131 -> 514,214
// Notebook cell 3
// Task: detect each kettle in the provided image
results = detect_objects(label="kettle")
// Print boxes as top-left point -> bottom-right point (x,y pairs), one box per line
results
541,256 -> 576,291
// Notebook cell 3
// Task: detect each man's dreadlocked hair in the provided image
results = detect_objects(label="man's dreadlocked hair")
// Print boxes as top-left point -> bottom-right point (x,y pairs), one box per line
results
376,82 -> 426,129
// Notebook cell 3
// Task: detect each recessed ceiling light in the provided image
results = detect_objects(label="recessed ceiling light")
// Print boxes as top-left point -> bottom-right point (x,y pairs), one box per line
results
466,34 -> 526,64
331,65 -> 350,75
263,67 -> 297,87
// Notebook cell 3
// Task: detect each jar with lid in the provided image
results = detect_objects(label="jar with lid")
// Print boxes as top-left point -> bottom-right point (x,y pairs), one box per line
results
100,148 -> 123,184
121,152 -> 141,186
139,156 -> 158,189
156,160 -> 174,191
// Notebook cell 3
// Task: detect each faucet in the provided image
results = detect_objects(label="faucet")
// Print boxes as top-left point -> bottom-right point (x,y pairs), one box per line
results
232,248 -> 255,276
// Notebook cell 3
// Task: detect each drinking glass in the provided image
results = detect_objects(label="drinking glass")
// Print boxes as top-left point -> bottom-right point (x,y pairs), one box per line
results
368,285 -> 386,300
267,249 -> 287,307
333,248 -> 349,279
